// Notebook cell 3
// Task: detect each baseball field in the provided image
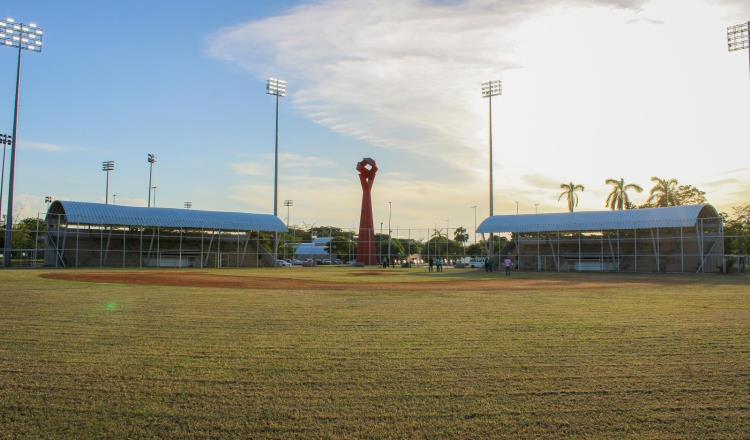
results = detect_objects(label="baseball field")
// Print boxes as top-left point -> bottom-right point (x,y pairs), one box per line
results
0,268 -> 748,439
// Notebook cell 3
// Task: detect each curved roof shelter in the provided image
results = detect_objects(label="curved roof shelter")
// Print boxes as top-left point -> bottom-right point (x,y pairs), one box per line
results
477,204 -> 720,234
46,200 -> 287,233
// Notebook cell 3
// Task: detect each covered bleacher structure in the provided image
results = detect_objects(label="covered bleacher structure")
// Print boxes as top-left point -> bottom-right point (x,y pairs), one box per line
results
44,201 -> 287,268
478,204 -> 724,273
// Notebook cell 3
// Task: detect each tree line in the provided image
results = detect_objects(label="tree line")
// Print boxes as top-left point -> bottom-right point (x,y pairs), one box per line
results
559,176 -> 707,212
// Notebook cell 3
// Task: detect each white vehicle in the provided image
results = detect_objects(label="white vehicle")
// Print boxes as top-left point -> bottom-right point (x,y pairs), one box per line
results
274,259 -> 292,267
467,257 -> 486,269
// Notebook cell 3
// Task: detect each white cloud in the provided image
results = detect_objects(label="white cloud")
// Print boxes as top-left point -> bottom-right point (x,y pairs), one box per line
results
209,0 -> 750,228
18,141 -> 82,152
230,162 -> 271,176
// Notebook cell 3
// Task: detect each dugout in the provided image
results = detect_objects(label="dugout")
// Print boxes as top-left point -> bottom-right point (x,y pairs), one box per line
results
44,201 -> 287,268
478,204 -> 724,273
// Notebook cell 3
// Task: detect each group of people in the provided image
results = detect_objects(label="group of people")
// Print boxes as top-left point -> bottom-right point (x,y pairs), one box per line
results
426,256 -> 514,275
426,257 -> 446,272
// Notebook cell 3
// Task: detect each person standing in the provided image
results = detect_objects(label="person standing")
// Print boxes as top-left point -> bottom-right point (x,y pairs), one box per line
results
428,257 -> 434,272
503,257 -> 512,276
436,257 -> 443,272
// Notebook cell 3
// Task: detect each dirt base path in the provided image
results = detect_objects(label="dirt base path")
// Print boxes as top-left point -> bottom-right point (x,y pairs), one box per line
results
39,271 -> 664,291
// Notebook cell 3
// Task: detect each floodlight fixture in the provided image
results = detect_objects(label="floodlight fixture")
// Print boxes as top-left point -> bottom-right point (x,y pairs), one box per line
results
0,17 -> 43,52
728,22 -> 749,52
481,79 -> 502,265
727,21 -> 750,75
3,17 -> 44,266
44,195 -> 52,204
266,77 -> 287,97
184,201 -> 192,209
481,80 -> 502,98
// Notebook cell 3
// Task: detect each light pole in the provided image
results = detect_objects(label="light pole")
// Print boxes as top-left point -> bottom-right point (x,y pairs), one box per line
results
184,201 -> 192,209
112,194 -> 117,205
515,201 -> 519,215
147,153 -> 156,207
0,133 -> 12,224
446,218 -> 450,260
379,221 -> 383,263
470,205 -> 478,245
387,201 -> 392,266
267,77 -> 286,264
728,21 -> 750,75
535,203 -> 539,214
284,199 -> 293,227
266,78 -> 286,216
1,18 -> 43,267
102,161 -> 114,204
152,186 -> 157,208
481,79 -> 502,267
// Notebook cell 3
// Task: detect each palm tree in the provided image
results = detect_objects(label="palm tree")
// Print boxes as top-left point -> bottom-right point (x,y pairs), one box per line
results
605,178 -> 643,210
558,182 -> 585,212
646,177 -> 679,207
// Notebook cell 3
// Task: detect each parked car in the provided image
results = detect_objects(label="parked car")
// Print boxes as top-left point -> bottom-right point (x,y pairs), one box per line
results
274,259 -> 292,267
290,259 -> 303,266
301,259 -> 316,267
467,258 -> 486,269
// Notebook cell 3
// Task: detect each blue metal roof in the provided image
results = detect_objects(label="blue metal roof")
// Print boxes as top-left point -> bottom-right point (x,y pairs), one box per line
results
46,201 -> 287,232
477,204 -> 719,233
294,244 -> 330,256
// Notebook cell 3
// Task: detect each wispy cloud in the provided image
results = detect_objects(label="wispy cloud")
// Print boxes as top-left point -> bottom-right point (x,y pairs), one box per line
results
18,141 -> 83,153
230,162 -> 271,176
209,0 -> 750,223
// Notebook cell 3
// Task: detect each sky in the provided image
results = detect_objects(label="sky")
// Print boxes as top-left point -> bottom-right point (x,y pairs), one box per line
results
0,0 -> 748,234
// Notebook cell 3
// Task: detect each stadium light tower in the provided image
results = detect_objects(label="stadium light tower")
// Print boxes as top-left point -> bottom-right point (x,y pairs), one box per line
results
266,78 -> 286,217
1,17 -> 43,267
151,186 -> 157,208
284,199 -> 293,226
267,78 -> 286,265
481,79 -> 501,266
728,21 -> 750,76
102,161 -> 114,204
0,133 -> 12,223
147,153 -> 156,207
184,201 -> 192,209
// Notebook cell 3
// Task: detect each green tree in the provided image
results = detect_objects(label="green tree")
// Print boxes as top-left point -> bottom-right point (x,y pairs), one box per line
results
605,178 -> 643,210
645,177 -> 679,207
673,184 -> 707,205
558,182 -> 585,212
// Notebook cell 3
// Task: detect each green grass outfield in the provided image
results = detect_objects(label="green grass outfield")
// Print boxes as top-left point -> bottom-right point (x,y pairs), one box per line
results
0,268 -> 748,439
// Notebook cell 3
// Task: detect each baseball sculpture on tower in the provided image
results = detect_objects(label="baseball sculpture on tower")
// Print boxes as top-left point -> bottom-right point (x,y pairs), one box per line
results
356,158 -> 378,265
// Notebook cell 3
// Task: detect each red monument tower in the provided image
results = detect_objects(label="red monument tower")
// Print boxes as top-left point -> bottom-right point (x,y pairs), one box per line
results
356,158 -> 378,265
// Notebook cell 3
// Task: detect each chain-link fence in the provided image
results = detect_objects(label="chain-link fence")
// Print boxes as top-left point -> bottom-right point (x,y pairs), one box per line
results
1,215 -> 746,274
